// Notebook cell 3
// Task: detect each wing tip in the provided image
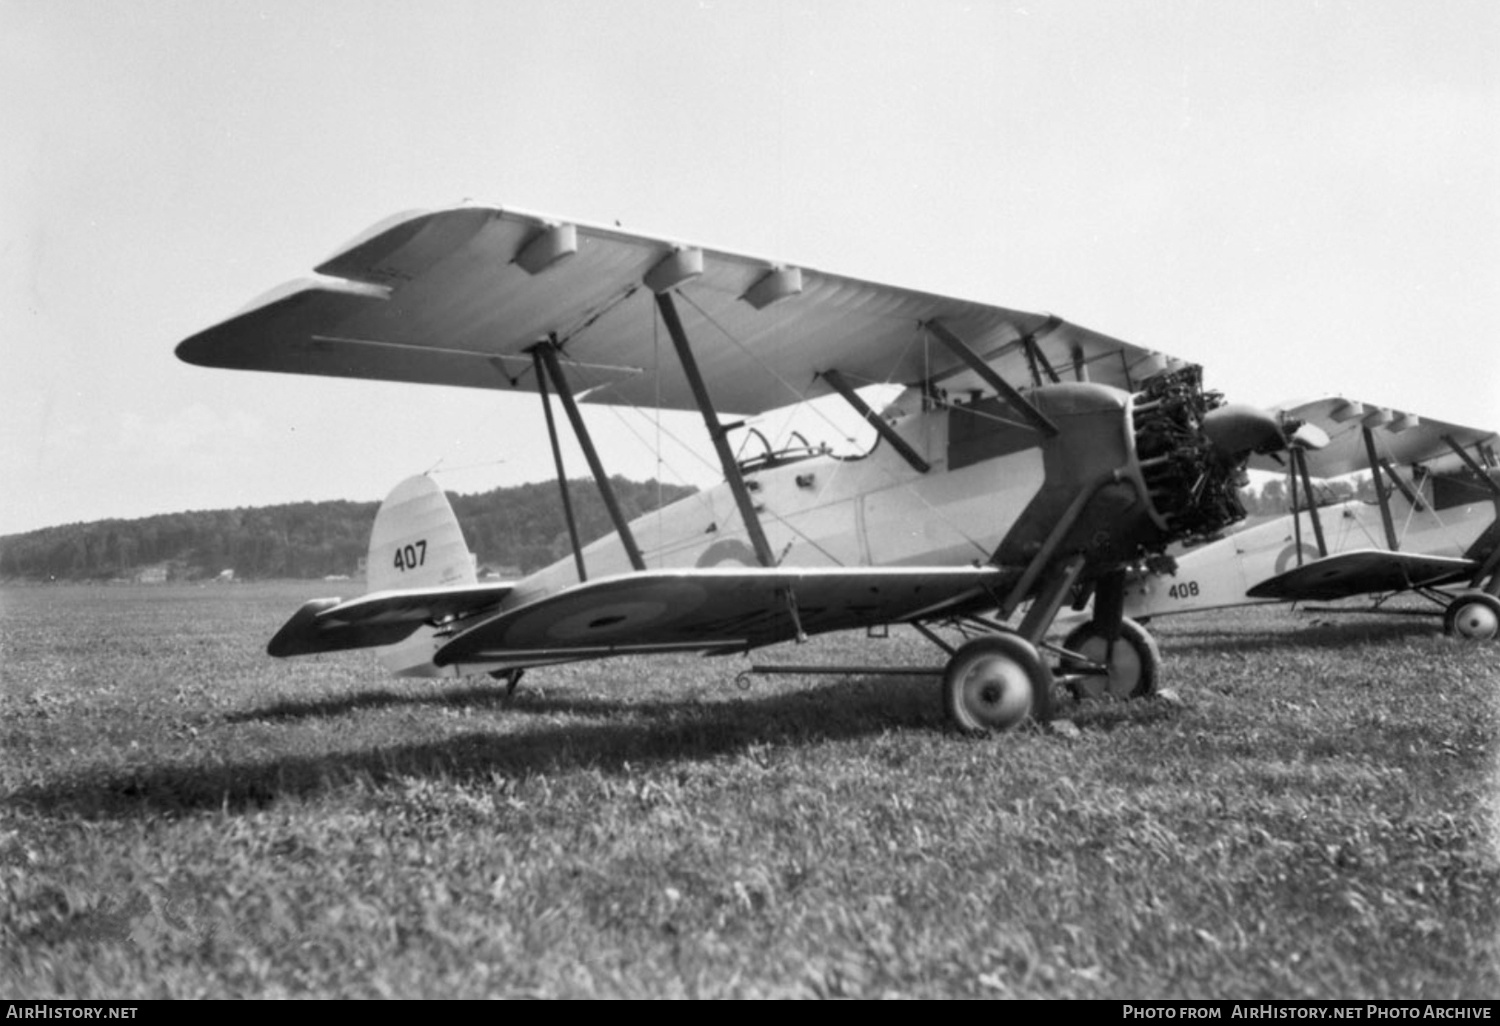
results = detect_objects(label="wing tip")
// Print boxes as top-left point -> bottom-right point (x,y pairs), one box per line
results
267,597 -> 345,657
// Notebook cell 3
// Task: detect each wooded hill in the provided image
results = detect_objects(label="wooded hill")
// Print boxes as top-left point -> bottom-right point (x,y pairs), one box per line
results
0,473 -> 1360,584
0,478 -> 697,582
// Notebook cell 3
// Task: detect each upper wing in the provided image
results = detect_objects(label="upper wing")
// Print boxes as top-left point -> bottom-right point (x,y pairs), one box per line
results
177,204 -> 1187,417
1250,396 -> 1496,478
1244,549 -> 1476,601
431,565 -> 1006,666
267,582 -> 515,657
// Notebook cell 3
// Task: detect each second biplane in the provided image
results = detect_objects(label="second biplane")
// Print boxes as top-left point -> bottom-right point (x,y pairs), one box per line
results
1121,397 -> 1500,639
176,204 -> 1311,733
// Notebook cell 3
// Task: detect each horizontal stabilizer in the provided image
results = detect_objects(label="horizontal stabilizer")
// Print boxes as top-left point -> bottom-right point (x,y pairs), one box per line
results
268,582 -> 514,657
1246,550 -> 1475,602
433,565 -> 1005,667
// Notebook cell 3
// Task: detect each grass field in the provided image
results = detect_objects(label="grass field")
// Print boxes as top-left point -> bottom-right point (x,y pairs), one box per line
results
2,581 -> 1497,998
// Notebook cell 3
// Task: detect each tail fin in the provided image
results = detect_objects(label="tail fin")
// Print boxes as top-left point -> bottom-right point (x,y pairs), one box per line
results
366,475 -> 477,593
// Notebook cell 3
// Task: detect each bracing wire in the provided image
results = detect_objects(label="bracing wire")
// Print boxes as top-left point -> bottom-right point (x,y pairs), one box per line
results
551,285 -> 998,565
552,345 -> 722,528
424,457 -> 508,477
755,505 -> 848,566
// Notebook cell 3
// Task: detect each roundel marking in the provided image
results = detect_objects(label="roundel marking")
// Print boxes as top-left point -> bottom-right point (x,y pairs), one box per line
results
696,539 -> 760,568
497,580 -> 713,649
545,600 -> 672,641
1274,542 -> 1322,576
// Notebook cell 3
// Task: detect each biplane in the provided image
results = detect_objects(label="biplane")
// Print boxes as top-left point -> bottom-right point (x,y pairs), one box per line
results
176,204 -> 1311,733
1121,397 -> 1500,639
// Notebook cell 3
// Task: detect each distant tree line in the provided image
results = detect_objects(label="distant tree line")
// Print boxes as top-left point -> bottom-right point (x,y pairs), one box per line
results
0,471 -> 1373,582
0,477 -> 696,582
1238,472 -> 1374,519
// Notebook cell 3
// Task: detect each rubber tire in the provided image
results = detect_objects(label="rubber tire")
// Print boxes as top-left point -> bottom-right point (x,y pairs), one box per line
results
1060,617 -> 1161,700
1443,592 -> 1500,641
942,634 -> 1052,735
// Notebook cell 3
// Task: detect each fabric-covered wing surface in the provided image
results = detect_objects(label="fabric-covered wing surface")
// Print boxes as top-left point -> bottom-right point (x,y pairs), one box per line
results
1244,550 -> 1476,602
1250,397 -> 1497,478
178,205 -> 1187,417
432,565 -> 1006,665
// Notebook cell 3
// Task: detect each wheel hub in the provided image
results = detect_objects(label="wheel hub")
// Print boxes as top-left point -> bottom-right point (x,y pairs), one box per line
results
1454,602 -> 1499,640
962,658 -> 1033,730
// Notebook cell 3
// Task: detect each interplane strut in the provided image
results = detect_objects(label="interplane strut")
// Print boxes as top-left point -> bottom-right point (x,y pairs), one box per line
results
532,348 -> 588,582
532,339 -> 647,572
1362,425 -> 1401,552
654,291 -> 777,568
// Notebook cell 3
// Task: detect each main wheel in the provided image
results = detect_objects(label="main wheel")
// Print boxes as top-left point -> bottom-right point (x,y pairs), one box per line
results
942,634 -> 1052,735
1060,617 -> 1161,700
1443,592 -> 1500,640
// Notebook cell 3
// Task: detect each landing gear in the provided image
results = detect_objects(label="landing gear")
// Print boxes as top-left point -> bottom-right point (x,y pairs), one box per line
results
1443,592 -> 1500,641
1059,617 -> 1161,700
942,634 -> 1053,735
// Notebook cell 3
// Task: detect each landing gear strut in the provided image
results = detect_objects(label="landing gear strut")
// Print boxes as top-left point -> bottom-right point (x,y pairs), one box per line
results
741,562 -> 1168,736
489,667 -> 527,696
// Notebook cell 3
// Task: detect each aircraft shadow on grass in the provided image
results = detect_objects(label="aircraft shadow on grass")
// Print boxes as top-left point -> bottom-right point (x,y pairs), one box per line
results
222,684 -> 540,724
10,674 -> 938,819
12,671 -> 1180,820
1153,614 -> 1442,657
225,665 -> 931,725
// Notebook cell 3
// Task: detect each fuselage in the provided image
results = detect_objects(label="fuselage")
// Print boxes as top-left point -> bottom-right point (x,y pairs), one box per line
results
508,380 -> 1206,611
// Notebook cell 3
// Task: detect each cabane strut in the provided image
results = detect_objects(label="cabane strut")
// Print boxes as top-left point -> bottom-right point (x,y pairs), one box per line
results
923,319 -> 1060,437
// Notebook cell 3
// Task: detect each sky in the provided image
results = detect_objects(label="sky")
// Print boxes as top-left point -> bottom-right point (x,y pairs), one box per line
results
4,0 -> 1497,536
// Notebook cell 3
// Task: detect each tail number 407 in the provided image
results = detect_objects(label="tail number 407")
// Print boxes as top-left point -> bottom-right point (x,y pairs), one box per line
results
394,540 -> 427,571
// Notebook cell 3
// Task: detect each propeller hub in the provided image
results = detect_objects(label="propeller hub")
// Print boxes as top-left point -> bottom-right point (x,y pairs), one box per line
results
1201,403 -> 1289,459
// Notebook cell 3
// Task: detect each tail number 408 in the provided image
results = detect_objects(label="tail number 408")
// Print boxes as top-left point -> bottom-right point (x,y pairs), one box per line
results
394,540 -> 427,571
1168,580 -> 1200,600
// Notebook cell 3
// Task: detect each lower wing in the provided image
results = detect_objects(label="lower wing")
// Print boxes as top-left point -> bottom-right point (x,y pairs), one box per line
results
1245,550 -> 1476,602
432,566 -> 1007,668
